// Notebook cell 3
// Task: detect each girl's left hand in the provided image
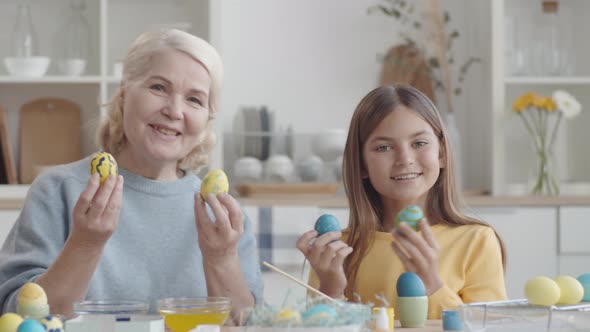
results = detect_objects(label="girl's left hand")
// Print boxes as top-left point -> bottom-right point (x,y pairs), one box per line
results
194,193 -> 244,265
392,218 -> 443,295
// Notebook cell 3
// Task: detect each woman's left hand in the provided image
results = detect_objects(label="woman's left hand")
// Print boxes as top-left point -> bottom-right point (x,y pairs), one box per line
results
392,218 -> 443,295
194,193 -> 244,265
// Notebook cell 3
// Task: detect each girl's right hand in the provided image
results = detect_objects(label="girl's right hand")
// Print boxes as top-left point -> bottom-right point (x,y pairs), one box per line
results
296,230 -> 353,298
70,173 -> 124,250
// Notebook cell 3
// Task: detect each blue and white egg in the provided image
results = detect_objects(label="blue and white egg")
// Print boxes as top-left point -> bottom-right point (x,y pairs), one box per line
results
301,304 -> 337,325
396,272 -> 426,297
314,214 -> 341,237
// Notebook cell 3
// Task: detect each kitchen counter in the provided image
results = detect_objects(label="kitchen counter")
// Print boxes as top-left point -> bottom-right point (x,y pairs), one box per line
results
222,320 -> 443,331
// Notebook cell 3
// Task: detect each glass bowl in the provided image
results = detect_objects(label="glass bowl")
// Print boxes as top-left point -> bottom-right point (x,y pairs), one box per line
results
158,297 -> 231,332
73,300 -> 149,316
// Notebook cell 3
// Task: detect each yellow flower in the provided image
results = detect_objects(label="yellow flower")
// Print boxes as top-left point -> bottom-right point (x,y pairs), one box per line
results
533,95 -> 556,112
512,92 -> 535,112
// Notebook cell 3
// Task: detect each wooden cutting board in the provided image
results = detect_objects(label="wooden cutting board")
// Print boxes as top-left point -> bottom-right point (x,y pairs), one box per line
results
0,106 -> 17,184
380,43 -> 436,103
19,98 -> 81,184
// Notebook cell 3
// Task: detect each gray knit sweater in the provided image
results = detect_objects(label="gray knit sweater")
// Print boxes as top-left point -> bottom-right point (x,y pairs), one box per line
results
0,155 -> 263,313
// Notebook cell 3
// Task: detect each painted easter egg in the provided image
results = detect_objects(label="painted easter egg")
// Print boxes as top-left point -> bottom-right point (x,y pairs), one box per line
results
0,313 -> 24,332
555,275 -> 584,304
394,205 -> 423,231
200,169 -> 229,200
396,272 -> 426,297
18,283 -> 47,306
314,214 -> 341,237
273,308 -> 302,325
577,273 -> 590,302
525,276 -> 560,306
16,319 -> 45,332
39,315 -> 64,332
89,152 -> 118,184
301,304 -> 337,324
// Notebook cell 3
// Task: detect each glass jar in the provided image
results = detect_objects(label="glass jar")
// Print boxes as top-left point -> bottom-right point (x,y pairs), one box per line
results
530,0 -> 562,76
57,0 -> 91,75
506,1 -> 531,75
12,4 -> 39,57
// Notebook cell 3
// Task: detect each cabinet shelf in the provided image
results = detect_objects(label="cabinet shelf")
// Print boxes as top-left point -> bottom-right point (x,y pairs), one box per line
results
505,76 -> 590,85
0,76 -> 102,84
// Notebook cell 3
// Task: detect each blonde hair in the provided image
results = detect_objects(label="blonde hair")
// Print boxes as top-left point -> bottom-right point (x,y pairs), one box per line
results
97,28 -> 223,172
342,84 -> 506,299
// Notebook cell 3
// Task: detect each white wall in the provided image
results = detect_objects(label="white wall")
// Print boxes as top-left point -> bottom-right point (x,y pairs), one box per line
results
211,0 -> 492,191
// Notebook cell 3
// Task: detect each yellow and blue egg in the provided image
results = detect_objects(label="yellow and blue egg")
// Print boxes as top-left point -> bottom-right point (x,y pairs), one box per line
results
0,313 -> 24,332
314,214 -> 341,237
301,304 -> 337,325
40,315 -> 64,332
394,205 -> 423,231
200,169 -> 229,200
16,319 -> 45,332
396,272 -> 426,297
89,152 -> 118,184
273,308 -> 302,326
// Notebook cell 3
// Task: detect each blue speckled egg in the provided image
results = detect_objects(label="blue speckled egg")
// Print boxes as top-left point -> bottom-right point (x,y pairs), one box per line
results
394,205 -> 423,231
314,214 -> 341,237
301,304 -> 337,324
577,273 -> 590,302
16,319 -> 45,332
396,272 -> 426,297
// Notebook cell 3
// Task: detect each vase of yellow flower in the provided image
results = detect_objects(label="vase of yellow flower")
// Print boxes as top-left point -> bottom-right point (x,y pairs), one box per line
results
512,90 -> 582,195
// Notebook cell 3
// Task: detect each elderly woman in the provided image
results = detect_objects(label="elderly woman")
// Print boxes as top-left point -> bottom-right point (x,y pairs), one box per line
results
0,29 -> 263,322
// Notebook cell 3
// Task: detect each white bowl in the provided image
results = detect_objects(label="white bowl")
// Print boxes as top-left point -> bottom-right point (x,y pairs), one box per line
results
312,129 -> 347,161
265,155 -> 295,182
233,157 -> 263,182
58,58 -> 86,76
4,56 -> 50,77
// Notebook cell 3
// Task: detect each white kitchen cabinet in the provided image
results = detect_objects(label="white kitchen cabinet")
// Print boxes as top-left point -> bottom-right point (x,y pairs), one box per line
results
557,206 -> 590,277
0,0 -> 211,183
468,206 -> 558,299
491,0 -> 590,195
0,210 -> 19,246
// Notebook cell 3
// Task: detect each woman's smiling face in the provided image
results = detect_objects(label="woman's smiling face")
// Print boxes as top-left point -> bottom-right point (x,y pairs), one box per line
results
363,105 -> 444,205
120,47 -> 211,172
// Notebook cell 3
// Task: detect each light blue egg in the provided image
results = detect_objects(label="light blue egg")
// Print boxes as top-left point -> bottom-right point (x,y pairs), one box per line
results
577,273 -> 590,302
301,304 -> 337,323
396,272 -> 426,297
16,319 -> 45,332
314,214 -> 341,236
395,205 -> 423,231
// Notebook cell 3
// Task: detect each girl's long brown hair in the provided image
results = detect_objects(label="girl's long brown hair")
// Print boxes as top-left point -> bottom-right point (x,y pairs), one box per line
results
342,84 -> 506,300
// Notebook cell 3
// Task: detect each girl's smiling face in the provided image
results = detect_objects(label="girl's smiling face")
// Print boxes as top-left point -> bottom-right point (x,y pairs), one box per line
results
363,105 -> 445,206
119,48 -> 211,178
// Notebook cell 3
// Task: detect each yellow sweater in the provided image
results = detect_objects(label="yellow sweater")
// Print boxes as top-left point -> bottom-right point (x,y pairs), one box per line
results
309,224 -> 507,319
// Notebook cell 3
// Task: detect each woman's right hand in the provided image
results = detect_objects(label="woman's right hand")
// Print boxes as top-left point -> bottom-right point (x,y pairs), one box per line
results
296,230 -> 353,298
70,173 -> 124,250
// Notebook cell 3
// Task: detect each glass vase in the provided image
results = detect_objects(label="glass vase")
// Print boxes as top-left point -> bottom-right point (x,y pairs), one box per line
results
529,139 -> 559,196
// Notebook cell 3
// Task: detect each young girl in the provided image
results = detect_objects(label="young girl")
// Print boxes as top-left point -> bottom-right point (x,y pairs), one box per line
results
296,85 -> 506,319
